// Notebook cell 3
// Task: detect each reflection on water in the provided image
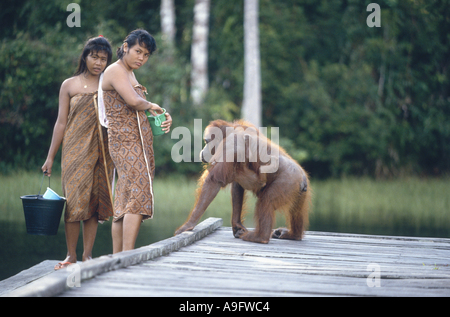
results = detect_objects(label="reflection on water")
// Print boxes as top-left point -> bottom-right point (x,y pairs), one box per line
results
0,219 -> 178,282
310,213 -> 450,240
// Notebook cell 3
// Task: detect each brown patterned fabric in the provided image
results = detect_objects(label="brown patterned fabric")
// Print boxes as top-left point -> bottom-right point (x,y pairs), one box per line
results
61,93 -> 114,223
104,86 -> 155,222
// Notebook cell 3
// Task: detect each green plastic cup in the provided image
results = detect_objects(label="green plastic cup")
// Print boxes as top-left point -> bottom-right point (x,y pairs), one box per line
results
146,108 -> 166,136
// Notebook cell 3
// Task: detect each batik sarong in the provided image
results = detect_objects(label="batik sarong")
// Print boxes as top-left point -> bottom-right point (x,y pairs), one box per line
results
103,85 -> 155,222
61,93 -> 114,223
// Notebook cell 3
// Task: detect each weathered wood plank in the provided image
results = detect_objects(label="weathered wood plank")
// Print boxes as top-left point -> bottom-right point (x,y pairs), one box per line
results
61,263 -> 449,297
144,252 -> 449,278
5,219 -> 450,297
191,229 -> 450,264
0,260 -> 60,296
60,225 -> 450,297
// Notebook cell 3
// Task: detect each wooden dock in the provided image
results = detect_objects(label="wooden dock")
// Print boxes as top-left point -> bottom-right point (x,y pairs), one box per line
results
2,217 -> 450,297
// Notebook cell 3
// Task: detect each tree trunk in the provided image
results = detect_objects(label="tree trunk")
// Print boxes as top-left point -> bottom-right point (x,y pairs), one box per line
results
160,0 -> 177,109
160,0 -> 176,47
242,0 -> 262,128
190,0 -> 210,106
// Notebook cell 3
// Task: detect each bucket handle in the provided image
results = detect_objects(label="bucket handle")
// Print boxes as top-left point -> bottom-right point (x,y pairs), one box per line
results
148,108 -> 166,127
39,172 -> 50,196
154,115 -> 163,127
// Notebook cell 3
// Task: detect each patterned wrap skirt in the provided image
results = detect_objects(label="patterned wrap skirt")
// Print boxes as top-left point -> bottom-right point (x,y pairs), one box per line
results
61,93 -> 114,223
104,86 -> 155,222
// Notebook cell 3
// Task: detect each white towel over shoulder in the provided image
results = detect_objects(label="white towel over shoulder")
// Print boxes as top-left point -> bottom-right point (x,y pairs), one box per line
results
97,73 -> 108,128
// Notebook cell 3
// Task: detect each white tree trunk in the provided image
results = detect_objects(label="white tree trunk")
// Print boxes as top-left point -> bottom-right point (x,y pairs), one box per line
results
190,0 -> 210,106
242,0 -> 262,128
160,0 -> 176,46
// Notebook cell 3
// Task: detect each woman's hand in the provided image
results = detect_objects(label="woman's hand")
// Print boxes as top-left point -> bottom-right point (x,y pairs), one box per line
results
42,159 -> 53,177
161,112 -> 172,133
147,102 -> 163,116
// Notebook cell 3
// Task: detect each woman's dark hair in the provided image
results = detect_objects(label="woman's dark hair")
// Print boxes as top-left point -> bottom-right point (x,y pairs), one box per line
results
74,36 -> 113,76
117,29 -> 157,59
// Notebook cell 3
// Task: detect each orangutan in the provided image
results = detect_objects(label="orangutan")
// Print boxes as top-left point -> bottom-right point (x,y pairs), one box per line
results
175,119 -> 311,244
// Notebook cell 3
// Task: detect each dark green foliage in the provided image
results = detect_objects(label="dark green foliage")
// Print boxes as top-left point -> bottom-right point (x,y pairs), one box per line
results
1,0 -> 449,178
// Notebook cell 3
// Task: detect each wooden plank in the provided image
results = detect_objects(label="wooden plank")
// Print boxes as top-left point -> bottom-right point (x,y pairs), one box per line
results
0,260 -> 60,296
61,226 -> 450,297
62,262 -> 449,297
146,252 -> 449,278
191,229 -> 450,264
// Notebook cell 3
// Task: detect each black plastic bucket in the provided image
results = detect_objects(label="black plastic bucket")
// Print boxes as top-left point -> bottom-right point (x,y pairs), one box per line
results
20,174 -> 66,235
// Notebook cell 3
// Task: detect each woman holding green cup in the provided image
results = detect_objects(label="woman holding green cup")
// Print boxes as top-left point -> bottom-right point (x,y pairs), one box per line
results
102,29 -> 172,253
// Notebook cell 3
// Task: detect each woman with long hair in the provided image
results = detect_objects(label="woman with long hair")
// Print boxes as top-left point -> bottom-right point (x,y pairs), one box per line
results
102,29 -> 172,253
42,36 -> 114,270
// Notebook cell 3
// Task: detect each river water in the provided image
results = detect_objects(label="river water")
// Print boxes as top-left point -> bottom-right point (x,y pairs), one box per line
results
0,218 -> 177,282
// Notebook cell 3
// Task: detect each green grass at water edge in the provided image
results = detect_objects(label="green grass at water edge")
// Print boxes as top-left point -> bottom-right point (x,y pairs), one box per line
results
310,177 -> 450,236
2,171 -> 450,237
0,171 -> 64,222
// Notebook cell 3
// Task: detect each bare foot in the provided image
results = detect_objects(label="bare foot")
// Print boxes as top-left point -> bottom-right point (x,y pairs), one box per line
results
54,255 -> 76,270
82,255 -> 93,262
